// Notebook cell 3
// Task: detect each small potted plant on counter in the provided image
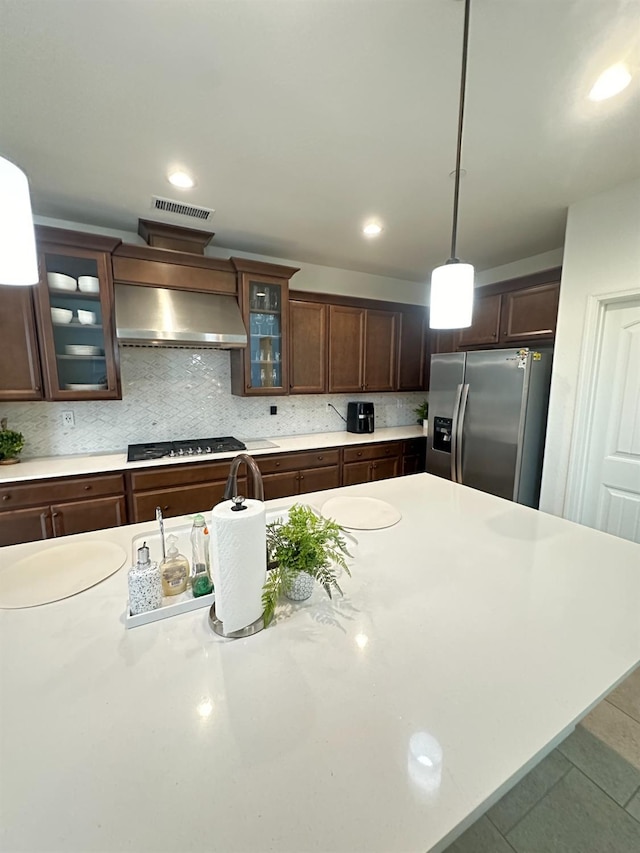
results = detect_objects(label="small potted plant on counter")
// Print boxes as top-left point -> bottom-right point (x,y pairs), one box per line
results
262,504 -> 352,626
0,418 -> 25,465
413,400 -> 429,436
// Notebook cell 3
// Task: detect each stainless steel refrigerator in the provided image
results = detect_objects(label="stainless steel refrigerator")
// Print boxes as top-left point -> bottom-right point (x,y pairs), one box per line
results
426,347 -> 553,508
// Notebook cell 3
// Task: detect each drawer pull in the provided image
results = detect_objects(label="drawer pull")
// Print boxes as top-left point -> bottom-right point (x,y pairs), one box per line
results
357,451 -> 362,457
163,505 -> 170,511
299,474 -> 304,480
2,495 -> 9,501
275,461 -> 281,467
317,455 -> 323,460
84,485 -> 91,491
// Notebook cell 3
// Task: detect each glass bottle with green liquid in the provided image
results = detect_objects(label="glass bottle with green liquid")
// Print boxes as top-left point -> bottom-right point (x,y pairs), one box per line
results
190,514 -> 213,597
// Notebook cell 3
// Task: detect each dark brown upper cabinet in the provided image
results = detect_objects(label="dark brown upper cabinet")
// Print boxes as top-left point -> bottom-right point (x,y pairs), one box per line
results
328,305 -> 365,393
328,305 -> 398,393
455,293 -> 502,349
365,309 -> 398,392
33,228 -> 122,400
229,258 -> 299,397
430,269 -> 562,355
289,301 -> 328,394
500,282 -> 560,343
397,308 -> 428,391
0,227 -> 122,402
0,286 -> 43,401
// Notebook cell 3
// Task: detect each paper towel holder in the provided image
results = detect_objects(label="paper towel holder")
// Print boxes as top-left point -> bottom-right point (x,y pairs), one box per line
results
209,604 -> 264,639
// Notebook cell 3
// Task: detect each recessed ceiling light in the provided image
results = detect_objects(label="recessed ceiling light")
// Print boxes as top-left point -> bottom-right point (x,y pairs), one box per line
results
588,63 -> 632,101
363,222 -> 383,237
167,170 -> 195,189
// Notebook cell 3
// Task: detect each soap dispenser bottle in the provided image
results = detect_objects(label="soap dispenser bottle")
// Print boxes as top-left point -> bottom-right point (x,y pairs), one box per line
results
128,542 -> 163,615
190,514 -> 213,597
160,534 -> 189,596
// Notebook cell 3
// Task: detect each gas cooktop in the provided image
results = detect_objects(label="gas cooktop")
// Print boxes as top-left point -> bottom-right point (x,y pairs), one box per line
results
127,436 -> 246,463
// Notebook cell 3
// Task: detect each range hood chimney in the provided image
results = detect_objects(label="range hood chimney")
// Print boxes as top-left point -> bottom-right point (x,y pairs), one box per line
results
114,220 -> 248,349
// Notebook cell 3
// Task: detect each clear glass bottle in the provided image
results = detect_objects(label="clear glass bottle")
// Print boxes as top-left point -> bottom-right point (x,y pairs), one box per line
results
159,534 -> 189,596
191,514 -> 213,597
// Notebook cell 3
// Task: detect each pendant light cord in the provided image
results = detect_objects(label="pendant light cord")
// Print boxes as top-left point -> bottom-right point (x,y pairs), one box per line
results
450,0 -> 472,262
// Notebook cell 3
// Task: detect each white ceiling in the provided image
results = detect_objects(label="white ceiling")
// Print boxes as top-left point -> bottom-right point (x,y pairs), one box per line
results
1,0 -> 639,281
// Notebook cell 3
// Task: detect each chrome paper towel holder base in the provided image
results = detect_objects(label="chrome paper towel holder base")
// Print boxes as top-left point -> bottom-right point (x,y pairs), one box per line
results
208,604 -> 264,638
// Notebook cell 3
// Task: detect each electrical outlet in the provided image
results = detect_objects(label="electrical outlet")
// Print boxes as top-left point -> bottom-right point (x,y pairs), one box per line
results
62,410 -> 75,428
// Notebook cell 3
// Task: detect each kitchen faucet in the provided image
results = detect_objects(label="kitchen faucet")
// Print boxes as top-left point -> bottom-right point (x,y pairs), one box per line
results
223,453 -> 264,502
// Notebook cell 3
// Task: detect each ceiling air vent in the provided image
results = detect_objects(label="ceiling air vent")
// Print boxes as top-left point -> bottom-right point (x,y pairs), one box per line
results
150,195 -> 214,222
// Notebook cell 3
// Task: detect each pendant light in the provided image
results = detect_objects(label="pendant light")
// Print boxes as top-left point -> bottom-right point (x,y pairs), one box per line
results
430,0 -> 474,329
0,156 -> 38,286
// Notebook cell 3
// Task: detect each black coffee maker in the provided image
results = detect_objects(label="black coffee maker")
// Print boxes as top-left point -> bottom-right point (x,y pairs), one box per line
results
346,402 -> 375,434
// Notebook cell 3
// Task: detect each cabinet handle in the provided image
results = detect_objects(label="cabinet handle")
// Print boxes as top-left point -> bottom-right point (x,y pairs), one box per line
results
275,461 -> 281,467
2,494 -> 10,501
51,511 -> 63,537
317,455 -> 323,461
299,474 -> 304,480
372,462 -> 378,469
163,505 -> 170,511
39,512 -> 49,539
357,451 -> 362,457
84,485 -> 91,491
34,385 -> 41,392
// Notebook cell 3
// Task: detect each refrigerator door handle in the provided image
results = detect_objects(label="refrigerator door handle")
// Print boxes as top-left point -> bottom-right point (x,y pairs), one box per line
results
450,383 -> 464,482
456,383 -> 470,484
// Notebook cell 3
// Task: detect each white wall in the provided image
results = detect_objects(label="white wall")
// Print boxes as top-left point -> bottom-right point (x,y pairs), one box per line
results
539,178 -> 640,517
475,248 -> 564,287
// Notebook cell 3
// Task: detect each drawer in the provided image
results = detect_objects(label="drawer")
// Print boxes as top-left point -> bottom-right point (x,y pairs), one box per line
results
129,459 -> 234,492
402,438 -> 426,456
343,442 -> 401,464
0,473 -> 125,511
257,449 -> 340,475
132,478 -> 248,523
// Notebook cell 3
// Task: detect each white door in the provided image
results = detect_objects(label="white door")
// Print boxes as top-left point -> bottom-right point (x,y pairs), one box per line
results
580,299 -> 640,542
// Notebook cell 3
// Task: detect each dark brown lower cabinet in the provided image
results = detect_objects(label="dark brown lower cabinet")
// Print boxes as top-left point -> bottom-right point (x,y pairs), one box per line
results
261,471 -> 301,501
401,438 -> 426,475
50,496 -> 126,537
0,506 -> 52,547
0,475 -> 127,547
298,465 -> 340,494
1,438 -> 426,546
131,479 -> 246,522
342,442 -> 402,485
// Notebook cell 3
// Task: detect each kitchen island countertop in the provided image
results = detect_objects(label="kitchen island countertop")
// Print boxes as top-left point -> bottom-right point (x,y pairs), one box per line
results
0,425 -> 424,484
1,473 -> 638,852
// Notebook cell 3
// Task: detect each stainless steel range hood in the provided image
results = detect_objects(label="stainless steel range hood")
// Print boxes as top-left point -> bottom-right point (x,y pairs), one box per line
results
115,284 -> 247,348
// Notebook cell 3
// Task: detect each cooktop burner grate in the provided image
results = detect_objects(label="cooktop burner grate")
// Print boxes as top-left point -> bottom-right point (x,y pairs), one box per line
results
127,436 -> 246,463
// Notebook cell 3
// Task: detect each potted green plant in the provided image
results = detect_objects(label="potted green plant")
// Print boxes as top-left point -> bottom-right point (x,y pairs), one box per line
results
413,400 -> 429,435
0,418 -> 25,465
262,504 -> 352,626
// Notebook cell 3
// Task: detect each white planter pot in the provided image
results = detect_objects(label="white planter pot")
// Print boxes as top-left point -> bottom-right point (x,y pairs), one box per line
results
285,571 -> 315,601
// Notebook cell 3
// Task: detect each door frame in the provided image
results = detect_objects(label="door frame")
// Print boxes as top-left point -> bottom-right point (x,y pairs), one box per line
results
563,285 -> 640,523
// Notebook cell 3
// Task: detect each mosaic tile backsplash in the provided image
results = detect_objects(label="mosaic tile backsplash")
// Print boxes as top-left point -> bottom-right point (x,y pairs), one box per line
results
1,348 -> 428,459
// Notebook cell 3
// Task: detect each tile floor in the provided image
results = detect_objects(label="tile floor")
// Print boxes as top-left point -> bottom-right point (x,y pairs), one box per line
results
444,667 -> 640,852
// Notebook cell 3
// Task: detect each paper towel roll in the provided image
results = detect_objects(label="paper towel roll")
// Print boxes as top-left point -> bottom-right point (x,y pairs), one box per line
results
210,499 -> 266,634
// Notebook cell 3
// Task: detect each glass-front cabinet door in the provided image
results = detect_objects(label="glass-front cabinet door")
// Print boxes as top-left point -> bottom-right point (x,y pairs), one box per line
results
34,239 -> 121,400
248,279 -> 285,390
230,259 -> 299,396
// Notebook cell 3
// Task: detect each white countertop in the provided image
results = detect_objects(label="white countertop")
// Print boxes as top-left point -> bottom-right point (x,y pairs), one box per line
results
1,474 -> 639,852
0,425 -> 423,484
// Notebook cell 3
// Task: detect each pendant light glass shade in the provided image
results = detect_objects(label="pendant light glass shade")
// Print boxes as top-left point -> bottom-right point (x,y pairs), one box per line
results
430,262 -> 474,329
0,156 -> 38,286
